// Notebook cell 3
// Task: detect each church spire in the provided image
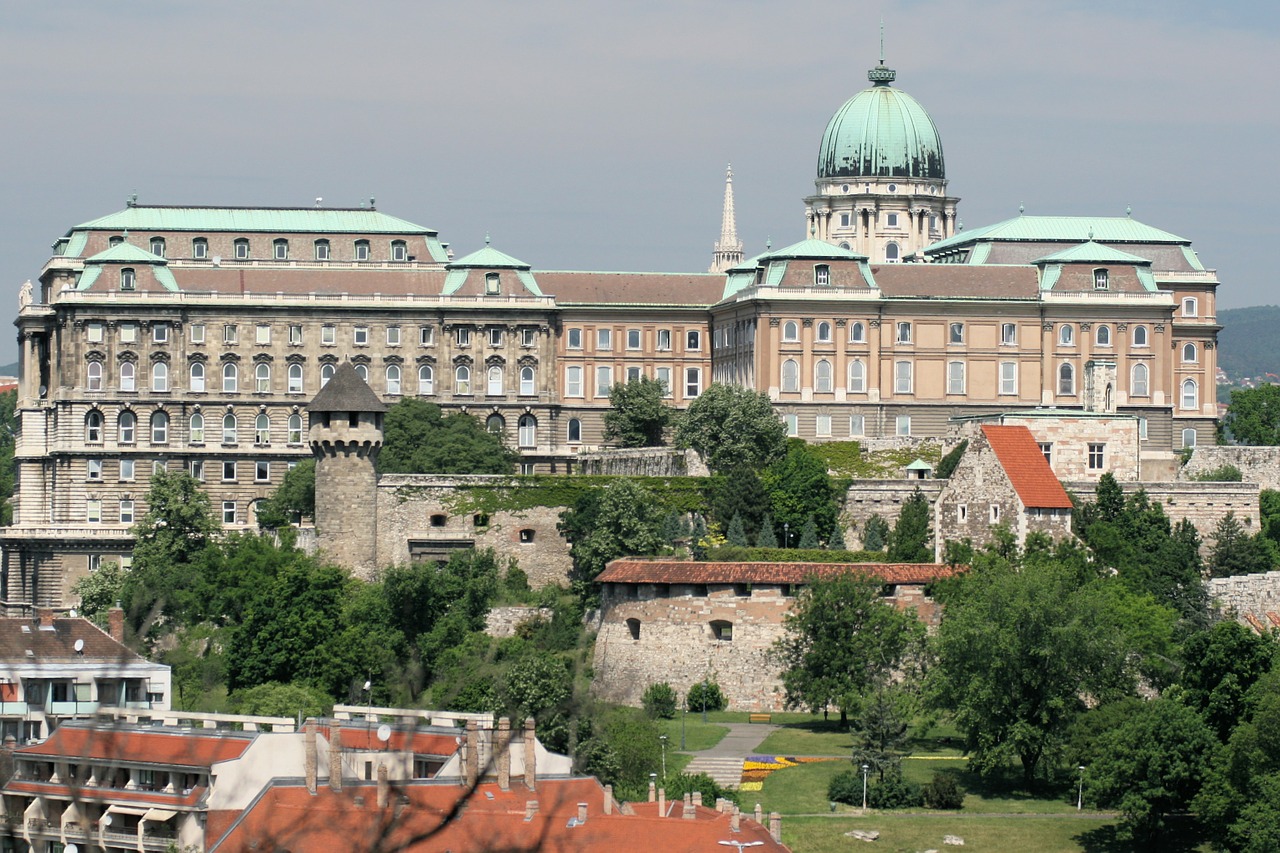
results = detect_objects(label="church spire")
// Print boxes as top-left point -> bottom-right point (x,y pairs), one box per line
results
710,164 -> 744,273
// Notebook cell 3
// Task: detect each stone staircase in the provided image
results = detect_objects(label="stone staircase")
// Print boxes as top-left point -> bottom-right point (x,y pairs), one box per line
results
681,755 -> 744,789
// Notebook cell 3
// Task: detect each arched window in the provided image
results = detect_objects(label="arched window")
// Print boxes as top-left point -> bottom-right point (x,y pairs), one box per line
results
255,413 -> 270,444
386,364 -> 401,395
223,363 -> 238,393
85,411 -> 103,443
1182,342 -> 1197,363
222,413 -> 237,444
885,242 -> 900,262
320,363 -> 335,387
354,364 -> 368,382
189,412 -> 205,443
816,322 -> 832,342
1096,325 -> 1111,346
1058,362 -> 1075,395
314,239 -> 330,261
120,268 -> 136,290
418,364 -> 434,394
781,359 -> 799,392
1131,363 -> 1150,397
288,413 -> 303,444
390,240 -> 407,262
520,366 -> 535,396
487,366 -> 503,395
190,362 -> 206,393
518,414 -> 536,448
149,237 -> 165,257
782,321 -> 799,342
233,238 -> 249,259
152,362 -> 168,392
150,411 -> 168,443
1133,325 -> 1148,346
567,418 -> 582,442
1183,297 -> 1198,317
255,363 -> 271,393
455,365 -> 471,395
1093,268 -> 1109,290
87,361 -> 104,391
273,238 -> 289,260
354,239 -> 370,261
118,411 -> 136,443
1181,379 -> 1199,410
288,363 -> 303,393
1059,325 -> 1074,346
849,321 -> 865,343
485,414 -> 505,434
192,237 -> 208,259
848,360 -> 866,393
814,360 -> 832,393
119,362 -> 135,392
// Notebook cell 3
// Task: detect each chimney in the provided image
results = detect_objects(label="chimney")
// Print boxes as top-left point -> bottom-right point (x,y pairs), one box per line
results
376,763 -> 388,808
769,812 -> 782,843
754,803 -> 763,825
303,720 -> 318,795
465,721 -> 479,788
577,803 -> 588,825
658,788 -> 665,815
497,717 -> 511,791
648,780 -> 656,803
524,800 -> 539,821
730,806 -> 741,833
37,608 -> 55,628
682,793 -> 695,820
715,797 -> 725,813
523,718 -> 536,791
107,607 -> 125,643
328,726 -> 343,791
604,784 -> 613,815
692,791 -> 702,807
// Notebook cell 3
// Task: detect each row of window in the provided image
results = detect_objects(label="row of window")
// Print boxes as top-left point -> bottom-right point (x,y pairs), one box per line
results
85,410 -> 306,446
768,320 -> 1196,352
564,327 -> 700,352
563,366 -> 701,398
86,321 -> 540,349
122,235 -> 410,263
624,618 -> 735,642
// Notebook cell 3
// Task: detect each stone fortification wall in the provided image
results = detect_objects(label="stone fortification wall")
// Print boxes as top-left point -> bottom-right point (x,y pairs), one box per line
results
484,606 -> 555,638
843,480 -> 945,548
1207,571 -> 1280,628
1180,447 -> 1280,490
576,448 -> 709,477
1064,480 -> 1261,544
374,475 -> 572,588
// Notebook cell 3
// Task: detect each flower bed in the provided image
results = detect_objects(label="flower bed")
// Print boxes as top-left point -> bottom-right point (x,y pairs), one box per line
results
739,755 -> 839,791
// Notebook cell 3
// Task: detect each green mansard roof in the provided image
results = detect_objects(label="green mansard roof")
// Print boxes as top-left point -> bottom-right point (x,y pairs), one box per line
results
926,215 -> 1190,253
71,205 -> 435,235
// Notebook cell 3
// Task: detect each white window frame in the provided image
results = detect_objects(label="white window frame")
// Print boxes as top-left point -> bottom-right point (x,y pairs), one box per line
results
1000,361 -> 1018,395
288,363 -> 303,394
565,366 -> 583,397
894,360 -> 913,394
848,360 -> 866,393
684,367 -> 702,398
781,359 -> 799,393
947,361 -> 965,394
782,321 -> 799,342
1001,323 -> 1017,346
595,366 -> 613,398
386,364 -> 401,395
255,324 -> 271,345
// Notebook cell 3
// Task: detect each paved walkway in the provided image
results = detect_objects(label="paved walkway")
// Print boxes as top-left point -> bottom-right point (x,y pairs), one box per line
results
681,722 -> 778,788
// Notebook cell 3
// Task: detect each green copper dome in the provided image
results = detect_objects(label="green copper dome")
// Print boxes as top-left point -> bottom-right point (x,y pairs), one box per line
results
817,65 -> 945,181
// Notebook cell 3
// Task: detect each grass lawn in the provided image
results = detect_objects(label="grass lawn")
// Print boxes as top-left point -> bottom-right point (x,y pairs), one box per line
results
782,815 -> 1122,853
755,715 -> 967,758
657,717 -> 729,752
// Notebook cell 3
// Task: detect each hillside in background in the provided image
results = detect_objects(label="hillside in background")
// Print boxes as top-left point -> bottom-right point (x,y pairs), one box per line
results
0,362 -> 15,377
1217,306 -> 1280,381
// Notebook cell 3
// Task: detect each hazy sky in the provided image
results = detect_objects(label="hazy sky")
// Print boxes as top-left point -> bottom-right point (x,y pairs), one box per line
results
1,0 -> 1277,364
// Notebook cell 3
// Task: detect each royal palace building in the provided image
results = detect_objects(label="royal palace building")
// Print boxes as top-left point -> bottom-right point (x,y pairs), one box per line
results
3,59 -> 1219,608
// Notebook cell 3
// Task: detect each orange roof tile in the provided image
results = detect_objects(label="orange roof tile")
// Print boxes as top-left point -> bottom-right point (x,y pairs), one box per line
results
979,425 -> 1073,509
328,725 -> 461,757
597,560 -> 956,585
19,724 -> 254,769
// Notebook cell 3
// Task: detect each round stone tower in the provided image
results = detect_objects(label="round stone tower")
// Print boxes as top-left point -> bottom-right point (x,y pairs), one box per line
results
307,362 -> 388,578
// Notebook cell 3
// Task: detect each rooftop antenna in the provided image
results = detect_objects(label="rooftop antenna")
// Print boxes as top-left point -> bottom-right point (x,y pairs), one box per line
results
314,197 -> 323,208
880,18 -> 885,65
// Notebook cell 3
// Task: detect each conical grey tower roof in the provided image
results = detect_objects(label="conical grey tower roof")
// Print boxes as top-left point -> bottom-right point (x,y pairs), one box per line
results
306,362 -> 388,414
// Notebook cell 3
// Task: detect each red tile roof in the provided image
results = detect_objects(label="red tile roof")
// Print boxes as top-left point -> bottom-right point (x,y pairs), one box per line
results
537,271 -> 723,306
0,617 -> 152,663
979,425 -> 1073,509
597,559 -> 957,585
19,724 -> 254,769
873,264 -> 1041,299
208,777 -> 788,852
4,779 -> 206,808
327,725 -> 462,757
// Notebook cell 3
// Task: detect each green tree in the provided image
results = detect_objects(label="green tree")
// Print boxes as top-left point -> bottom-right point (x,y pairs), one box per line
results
1177,619 -> 1276,741
757,513 -> 778,548
703,465 -> 769,537
828,521 -> 847,550
603,376 -> 673,447
725,514 -> 749,547
1208,511 -> 1278,578
228,681 -> 334,719
797,516 -> 819,549
559,479 -> 666,598
1223,383 -> 1280,444
1086,697 -> 1217,842
72,560 -> 125,628
772,571 -> 925,727
862,515 -> 889,551
674,383 -> 787,473
934,439 -> 967,480
848,683 -> 916,782
379,397 -> 515,474
256,459 -> 316,528
762,440 -> 838,544
887,489 -> 932,562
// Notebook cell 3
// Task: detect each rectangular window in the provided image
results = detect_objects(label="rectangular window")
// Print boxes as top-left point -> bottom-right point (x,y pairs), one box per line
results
489,328 -> 503,347
626,329 -> 641,350
886,212 -> 899,228
455,327 -> 472,347
1039,442 -> 1053,464
849,414 -> 865,436
321,325 -> 336,345
120,323 -> 137,344
685,367 -> 702,398
222,460 -> 237,481
656,367 -> 673,397
784,413 -> 798,437
816,414 -> 832,437
189,460 -> 203,481
87,459 -> 102,481
1088,443 -> 1105,470
1001,323 -> 1017,346
355,241 -> 370,261
597,328 -> 612,350
1181,427 -> 1197,449
153,459 -> 166,475
896,415 -> 911,437
153,324 -> 169,344
1000,361 -> 1018,395
565,366 -> 583,397
255,325 -> 271,345
119,500 -> 134,525
657,329 -> 671,351
87,500 -> 101,524
949,323 -> 964,344
567,328 -> 583,349
686,329 -> 701,351
255,460 -> 270,482
520,462 -> 536,476
193,238 -> 208,259
190,324 -> 205,344
222,501 -> 236,525
353,326 -> 369,346
896,322 -> 912,343
521,327 -> 536,347
947,361 -> 965,394
87,322 -> 104,343
289,324 -> 303,345
235,240 -> 249,260
315,241 -> 330,261
1138,417 -> 1149,441
958,504 -> 968,522
274,241 -> 288,261
119,459 -> 135,481
595,366 -> 613,397
895,361 -> 913,394
840,212 -> 851,227
419,326 -> 435,346
223,325 -> 238,344
626,366 -> 642,383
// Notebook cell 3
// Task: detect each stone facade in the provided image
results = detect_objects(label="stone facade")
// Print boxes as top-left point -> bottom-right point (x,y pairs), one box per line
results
1180,447 -> 1280,491
843,480 -> 945,547
1207,571 -> 1280,632
1063,480 -> 1261,545
960,412 -> 1144,482
576,448 -> 709,477
484,606 -> 555,638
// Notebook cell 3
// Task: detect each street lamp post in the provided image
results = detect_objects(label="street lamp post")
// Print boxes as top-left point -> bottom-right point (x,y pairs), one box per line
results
783,522 -> 789,548
659,734 -> 668,780
718,842 -> 764,851
701,679 -> 709,724
861,763 -> 869,811
681,697 -> 687,750
1077,765 -> 1086,811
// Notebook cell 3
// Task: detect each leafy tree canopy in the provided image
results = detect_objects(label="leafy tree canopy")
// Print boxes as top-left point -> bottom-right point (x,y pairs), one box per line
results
674,383 -> 787,473
256,459 -> 316,529
72,560 -> 125,628
761,440 -> 838,546
559,479 -> 667,599
1223,383 -> 1280,444
603,376 -> 673,447
1208,511 -> 1279,578
887,489 -> 933,563
703,465 -> 769,538
379,397 -> 515,474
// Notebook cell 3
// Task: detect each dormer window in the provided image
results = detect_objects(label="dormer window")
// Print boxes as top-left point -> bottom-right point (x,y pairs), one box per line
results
814,264 -> 830,286
354,240 -> 370,261
120,268 -> 136,290
485,273 -> 500,295
273,239 -> 289,261
234,238 -> 249,260
109,236 -> 123,247
314,239 -> 330,261
149,237 -> 165,257
1093,268 -> 1109,290
390,240 -> 408,262
192,238 -> 208,259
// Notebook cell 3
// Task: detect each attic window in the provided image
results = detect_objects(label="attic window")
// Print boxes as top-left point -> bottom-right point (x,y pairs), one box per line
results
150,237 -> 165,257
120,268 -> 136,291
391,240 -> 408,262
273,239 -> 289,261
354,240 -> 370,261
485,273 -> 500,295
1093,269 -> 1109,290
814,264 -> 830,286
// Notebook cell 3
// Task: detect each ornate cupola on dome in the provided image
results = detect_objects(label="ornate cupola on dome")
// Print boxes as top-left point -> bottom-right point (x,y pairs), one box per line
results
803,46 -> 960,265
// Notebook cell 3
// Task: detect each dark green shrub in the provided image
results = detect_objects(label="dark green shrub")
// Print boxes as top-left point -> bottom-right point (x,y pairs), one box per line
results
868,770 -> 923,809
827,769 -> 863,805
921,771 -> 964,809
642,682 -> 678,719
663,772 -> 739,807
685,680 -> 726,713
935,440 -> 968,479
1190,464 -> 1243,482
